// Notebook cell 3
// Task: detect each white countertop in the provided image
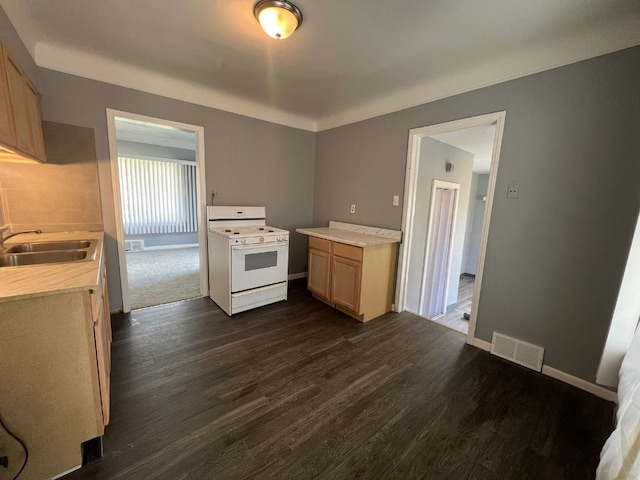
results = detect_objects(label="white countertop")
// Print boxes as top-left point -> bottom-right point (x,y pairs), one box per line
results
297,221 -> 402,247
0,231 -> 105,302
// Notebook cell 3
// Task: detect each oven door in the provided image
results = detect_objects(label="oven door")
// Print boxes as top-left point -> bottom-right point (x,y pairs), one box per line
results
231,241 -> 289,293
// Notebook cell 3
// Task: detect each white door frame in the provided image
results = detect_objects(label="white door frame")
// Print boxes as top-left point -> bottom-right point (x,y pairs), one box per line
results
419,180 -> 460,318
106,109 -> 208,313
396,111 -> 506,345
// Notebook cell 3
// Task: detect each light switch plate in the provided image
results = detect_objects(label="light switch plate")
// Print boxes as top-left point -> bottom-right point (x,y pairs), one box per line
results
392,195 -> 400,206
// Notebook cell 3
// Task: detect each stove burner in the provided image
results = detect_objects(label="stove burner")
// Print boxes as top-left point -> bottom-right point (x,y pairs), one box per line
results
233,232 -> 239,235
269,230 -> 274,232
225,229 -> 232,233
259,227 -> 265,231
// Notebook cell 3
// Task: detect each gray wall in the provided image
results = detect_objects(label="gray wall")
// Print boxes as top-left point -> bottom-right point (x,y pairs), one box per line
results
315,46 -> 640,382
405,138 -> 473,313
37,69 -> 316,310
126,233 -> 198,248
462,173 -> 489,275
0,7 -> 38,87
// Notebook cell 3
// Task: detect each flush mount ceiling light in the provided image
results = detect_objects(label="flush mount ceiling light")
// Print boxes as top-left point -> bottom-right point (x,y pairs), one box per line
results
254,0 -> 303,40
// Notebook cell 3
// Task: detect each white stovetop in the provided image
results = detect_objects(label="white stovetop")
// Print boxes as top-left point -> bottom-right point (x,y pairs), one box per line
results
210,225 -> 289,239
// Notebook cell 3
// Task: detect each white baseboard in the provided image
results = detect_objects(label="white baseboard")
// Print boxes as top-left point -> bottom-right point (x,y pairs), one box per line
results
143,243 -> 199,251
542,365 -> 617,402
288,272 -> 308,281
469,337 -> 491,351
469,337 -> 617,402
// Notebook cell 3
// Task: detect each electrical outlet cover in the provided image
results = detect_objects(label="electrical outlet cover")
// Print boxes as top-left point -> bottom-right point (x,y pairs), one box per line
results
507,183 -> 520,199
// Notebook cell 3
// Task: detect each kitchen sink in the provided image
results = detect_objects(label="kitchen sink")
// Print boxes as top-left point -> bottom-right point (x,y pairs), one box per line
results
4,240 -> 92,253
0,238 -> 98,267
0,250 -> 89,267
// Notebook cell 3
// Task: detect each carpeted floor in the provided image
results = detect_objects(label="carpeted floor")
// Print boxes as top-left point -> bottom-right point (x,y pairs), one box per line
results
126,247 -> 202,309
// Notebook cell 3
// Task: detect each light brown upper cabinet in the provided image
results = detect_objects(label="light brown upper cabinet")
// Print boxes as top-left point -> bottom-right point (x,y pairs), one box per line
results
0,42 -> 46,163
0,44 -> 16,147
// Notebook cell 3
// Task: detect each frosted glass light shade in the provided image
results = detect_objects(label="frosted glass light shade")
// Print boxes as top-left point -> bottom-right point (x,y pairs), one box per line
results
254,0 -> 303,40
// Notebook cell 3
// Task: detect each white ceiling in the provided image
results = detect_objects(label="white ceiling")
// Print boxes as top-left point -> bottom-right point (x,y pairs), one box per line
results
431,124 -> 497,174
2,0 -> 639,131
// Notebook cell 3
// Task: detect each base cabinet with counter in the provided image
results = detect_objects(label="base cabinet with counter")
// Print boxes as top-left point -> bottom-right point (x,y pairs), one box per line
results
0,233 -> 110,480
301,222 -> 401,322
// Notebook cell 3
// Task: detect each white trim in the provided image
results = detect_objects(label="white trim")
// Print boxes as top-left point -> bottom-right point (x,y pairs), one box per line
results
106,109 -> 208,313
542,365 -> 617,403
395,112 -> 506,351
418,180 -> 460,318
142,243 -> 200,251
466,113 -> 506,344
469,338 -> 617,402
14,32 -> 637,133
313,35 -> 640,131
288,272 -> 308,281
35,43 -> 316,132
472,338 -> 491,351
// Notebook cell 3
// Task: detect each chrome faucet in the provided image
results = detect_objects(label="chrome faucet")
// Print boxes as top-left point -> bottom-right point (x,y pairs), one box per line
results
0,229 -> 42,250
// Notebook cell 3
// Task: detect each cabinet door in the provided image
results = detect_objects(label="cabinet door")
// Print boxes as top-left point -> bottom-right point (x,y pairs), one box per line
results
308,248 -> 331,300
331,256 -> 362,312
0,45 -> 16,147
4,56 -> 32,155
91,263 -> 111,426
23,81 -> 46,161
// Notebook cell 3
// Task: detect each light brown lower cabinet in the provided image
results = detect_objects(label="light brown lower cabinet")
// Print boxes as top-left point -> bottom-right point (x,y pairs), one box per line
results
307,236 -> 397,322
91,259 -> 112,425
0,261 -> 111,480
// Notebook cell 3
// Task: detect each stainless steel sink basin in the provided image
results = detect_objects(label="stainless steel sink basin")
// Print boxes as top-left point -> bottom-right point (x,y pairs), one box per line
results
0,250 -> 88,267
0,238 -> 98,267
4,240 -> 92,253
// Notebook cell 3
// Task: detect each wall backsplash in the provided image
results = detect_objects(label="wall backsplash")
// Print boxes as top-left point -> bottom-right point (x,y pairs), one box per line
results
0,121 -> 103,232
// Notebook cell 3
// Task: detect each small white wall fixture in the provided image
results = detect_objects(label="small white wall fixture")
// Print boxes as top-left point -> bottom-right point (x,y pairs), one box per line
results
419,180 -> 460,319
396,111 -> 506,345
106,109 -> 208,313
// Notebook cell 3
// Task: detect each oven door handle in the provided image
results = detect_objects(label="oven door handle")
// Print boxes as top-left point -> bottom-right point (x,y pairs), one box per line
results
232,241 -> 289,250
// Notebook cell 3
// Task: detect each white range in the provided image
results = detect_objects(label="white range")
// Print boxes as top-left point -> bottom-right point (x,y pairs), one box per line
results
207,206 -> 289,315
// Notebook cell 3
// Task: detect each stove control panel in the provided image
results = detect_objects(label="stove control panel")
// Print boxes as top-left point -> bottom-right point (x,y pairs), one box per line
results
231,234 -> 289,245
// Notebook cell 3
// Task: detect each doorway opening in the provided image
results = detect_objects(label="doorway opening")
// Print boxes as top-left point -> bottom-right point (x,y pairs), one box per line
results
396,112 -> 506,344
107,110 -> 207,312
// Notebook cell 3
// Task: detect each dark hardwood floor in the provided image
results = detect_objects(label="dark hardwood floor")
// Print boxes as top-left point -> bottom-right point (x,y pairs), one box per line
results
67,281 -> 614,480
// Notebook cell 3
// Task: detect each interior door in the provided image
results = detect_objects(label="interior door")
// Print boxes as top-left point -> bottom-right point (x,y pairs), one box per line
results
421,185 -> 458,318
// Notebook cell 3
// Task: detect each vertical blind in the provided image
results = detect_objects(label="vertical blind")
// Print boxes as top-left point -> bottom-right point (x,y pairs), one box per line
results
118,156 -> 198,235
